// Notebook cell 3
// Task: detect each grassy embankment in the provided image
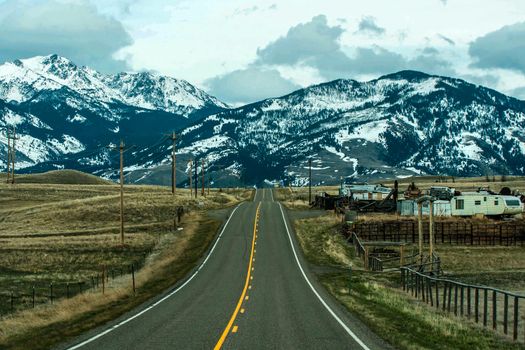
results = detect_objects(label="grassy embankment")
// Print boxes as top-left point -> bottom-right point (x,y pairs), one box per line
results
0,170 -> 252,349
293,211 -> 525,350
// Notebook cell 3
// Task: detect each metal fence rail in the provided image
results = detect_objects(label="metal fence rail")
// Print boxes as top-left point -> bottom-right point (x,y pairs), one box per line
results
401,267 -> 525,343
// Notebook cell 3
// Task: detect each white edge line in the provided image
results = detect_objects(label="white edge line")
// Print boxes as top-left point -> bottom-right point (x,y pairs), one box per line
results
277,203 -> 371,350
67,203 -> 243,350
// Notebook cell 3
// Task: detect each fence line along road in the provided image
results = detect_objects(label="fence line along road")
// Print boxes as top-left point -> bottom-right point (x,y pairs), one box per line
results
401,267 -> 525,343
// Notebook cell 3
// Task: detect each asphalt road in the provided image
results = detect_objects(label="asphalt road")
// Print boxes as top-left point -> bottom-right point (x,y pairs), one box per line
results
59,189 -> 390,350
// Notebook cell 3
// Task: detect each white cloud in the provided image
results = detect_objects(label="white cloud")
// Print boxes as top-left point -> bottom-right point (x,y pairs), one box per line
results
0,0 -> 133,73
2,0 -> 525,101
205,66 -> 300,105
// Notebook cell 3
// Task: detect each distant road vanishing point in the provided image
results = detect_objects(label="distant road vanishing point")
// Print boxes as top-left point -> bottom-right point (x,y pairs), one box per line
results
58,189 -> 389,350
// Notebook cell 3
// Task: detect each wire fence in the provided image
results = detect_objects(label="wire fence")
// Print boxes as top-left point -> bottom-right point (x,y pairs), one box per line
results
0,263 -> 141,316
0,206 -> 186,316
401,267 -> 525,343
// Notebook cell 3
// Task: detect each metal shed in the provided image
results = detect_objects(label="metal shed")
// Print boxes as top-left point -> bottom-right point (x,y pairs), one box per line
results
398,199 -> 451,217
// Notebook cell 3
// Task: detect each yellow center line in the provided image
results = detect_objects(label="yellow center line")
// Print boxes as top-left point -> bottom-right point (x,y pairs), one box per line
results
214,202 -> 261,349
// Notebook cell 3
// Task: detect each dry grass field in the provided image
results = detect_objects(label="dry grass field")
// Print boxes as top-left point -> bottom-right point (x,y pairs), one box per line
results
0,171 -> 251,318
274,186 -> 339,209
293,213 -> 525,349
286,176 -> 525,349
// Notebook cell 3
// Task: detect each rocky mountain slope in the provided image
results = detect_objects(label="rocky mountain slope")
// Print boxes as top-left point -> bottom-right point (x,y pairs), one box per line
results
2,55 -> 525,186
0,54 -> 227,171
158,70 -> 525,186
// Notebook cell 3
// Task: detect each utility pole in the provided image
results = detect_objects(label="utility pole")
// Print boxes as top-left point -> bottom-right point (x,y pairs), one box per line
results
119,140 -> 125,245
5,128 -> 10,184
168,132 -> 177,195
194,158 -> 198,198
188,159 -> 193,197
10,127 -> 18,185
201,158 -> 205,197
168,132 -> 177,230
308,158 -> 312,204
207,161 -> 211,196
109,140 -> 130,245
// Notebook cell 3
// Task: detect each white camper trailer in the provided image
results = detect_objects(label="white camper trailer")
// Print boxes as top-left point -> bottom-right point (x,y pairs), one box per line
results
450,194 -> 523,216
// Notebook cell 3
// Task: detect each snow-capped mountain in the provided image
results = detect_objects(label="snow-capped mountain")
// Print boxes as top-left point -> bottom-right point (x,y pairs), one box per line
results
3,55 -> 525,186
0,54 -> 228,171
126,70 -> 525,186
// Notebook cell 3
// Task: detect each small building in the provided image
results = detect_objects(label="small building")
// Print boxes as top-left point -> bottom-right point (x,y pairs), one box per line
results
398,199 -> 452,217
340,182 -> 393,201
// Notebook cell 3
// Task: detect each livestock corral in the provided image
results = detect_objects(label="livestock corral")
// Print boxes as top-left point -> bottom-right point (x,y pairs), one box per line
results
280,175 -> 525,345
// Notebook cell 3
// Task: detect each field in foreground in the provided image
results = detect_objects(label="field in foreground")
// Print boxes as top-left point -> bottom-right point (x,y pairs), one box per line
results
293,212 -> 525,350
0,174 -> 251,348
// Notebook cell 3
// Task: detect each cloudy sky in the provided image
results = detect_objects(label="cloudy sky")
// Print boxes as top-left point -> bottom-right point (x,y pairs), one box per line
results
1,0 -> 525,104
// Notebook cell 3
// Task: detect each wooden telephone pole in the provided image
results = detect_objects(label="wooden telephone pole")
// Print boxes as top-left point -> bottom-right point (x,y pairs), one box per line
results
207,161 -> 211,196
194,158 -> 198,198
308,158 -> 312,204
168,132 -> 177,195
119,141 -> 125,245
167,132 -> 177,230
110,141 -> 130,245
188,159 -> 193,197
201,158 -> 205,197
9,127 -> 18,185
5,128 -> 10,184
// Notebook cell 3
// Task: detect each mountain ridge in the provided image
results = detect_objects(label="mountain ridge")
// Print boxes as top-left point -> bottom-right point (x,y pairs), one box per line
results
0,54 -> 229,171
2,55 -> 525,186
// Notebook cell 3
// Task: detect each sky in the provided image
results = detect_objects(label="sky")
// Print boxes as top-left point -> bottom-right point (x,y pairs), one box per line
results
1,0 -> 525,105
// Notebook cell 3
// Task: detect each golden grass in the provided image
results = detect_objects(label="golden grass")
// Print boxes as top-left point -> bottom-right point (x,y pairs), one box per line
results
0,182 -> 251,321
293,212 -> 525,349
0,211 -> 222,349
0,170 -> 112,185
274,186 -> 339,209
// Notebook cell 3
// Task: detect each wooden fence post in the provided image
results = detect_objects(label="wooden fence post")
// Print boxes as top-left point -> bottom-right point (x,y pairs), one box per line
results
504,294 -> 509,335
131,264 -> 136,294
493,290 -> 497,330
475,288 -> 479,323
483,289 -> 488,327
513,296 -> 518,341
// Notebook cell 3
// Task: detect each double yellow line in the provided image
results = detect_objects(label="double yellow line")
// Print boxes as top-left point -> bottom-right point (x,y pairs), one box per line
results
214,202 -> 261,349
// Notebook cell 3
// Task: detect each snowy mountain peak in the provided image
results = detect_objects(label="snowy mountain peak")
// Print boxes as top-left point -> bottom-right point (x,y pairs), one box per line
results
0,54 -> 228,116
172,71 -> 525,185
20,54 -> 78,77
